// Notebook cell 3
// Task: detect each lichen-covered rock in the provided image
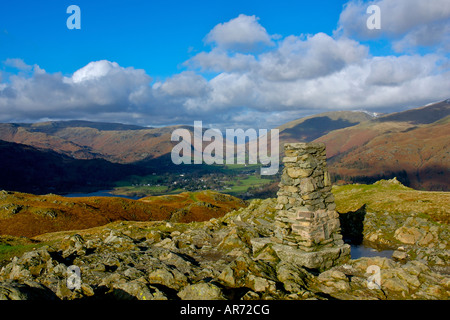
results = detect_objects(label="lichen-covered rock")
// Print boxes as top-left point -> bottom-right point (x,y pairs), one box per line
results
307,257 -> 449,300
395,226 -> 423,244
178,282 -> 225,300
0,189 -> 447,300
276,261 -> 311,294
0,280 -> 58,300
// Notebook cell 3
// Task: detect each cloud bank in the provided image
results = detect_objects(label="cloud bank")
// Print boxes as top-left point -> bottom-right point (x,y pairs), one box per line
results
338,0 -> 450,52
1,0 -> 449,129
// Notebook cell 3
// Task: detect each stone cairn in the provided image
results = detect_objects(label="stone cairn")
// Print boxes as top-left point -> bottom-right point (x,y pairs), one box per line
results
255,142 -> 350,271
274,142 -> 345,251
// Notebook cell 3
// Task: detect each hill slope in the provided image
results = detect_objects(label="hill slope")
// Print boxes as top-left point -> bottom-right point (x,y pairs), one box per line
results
0,190 -> 246,238
0,140 -> 139,194
0,121 -> 190,163
277,110 -> 375,144
315,100 -> 450,190
0,100 -> 448,192
0,180 -> 448,300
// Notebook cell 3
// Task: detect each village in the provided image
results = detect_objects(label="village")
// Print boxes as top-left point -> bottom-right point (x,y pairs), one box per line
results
113,165 -> 279,199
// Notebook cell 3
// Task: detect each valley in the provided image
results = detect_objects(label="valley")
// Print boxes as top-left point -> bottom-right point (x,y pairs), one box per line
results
0,100 -> 448,301
1,100 -> 448,198
0,179 -> 448,300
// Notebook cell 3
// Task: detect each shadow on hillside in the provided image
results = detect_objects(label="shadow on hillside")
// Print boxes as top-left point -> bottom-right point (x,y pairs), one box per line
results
331,166 -> 450,192
282,117 -> 358,142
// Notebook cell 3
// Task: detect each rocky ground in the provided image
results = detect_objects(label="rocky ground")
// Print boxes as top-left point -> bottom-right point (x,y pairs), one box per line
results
0,196 -> 448,300
337,179 -> 449,276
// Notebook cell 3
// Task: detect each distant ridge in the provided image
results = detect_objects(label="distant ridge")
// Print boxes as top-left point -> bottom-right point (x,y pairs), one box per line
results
277,110 -> 375,143
315,99 -> 450,190
11,120 -> 149,133
0,99 -> 448,192
0,139 -> 139,194
0,121 -> 186,163
374,99 -> 450,124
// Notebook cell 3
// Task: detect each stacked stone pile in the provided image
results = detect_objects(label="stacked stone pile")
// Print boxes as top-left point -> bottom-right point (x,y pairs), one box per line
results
274,142 -> 345,251
252,142 -> 351,270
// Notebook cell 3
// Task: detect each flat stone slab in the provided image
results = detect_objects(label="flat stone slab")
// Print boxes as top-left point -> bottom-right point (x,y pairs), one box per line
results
251,238 -> 350,272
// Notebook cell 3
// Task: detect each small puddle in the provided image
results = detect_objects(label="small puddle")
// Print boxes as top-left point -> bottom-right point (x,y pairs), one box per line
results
350,244 -> 394,259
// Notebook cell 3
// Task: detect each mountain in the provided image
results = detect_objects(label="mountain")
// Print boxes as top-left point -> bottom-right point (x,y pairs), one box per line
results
247,111 -> 377,172
15,120 -> 148,133
315,100 -> 450,190
374,99 -> 450,124
0,112 -> 375,165
0,140 -> 140,194
0,100 -> 448,193
278,110 -> 376,143
0,121 -> 189,163
0,190 -> 246,238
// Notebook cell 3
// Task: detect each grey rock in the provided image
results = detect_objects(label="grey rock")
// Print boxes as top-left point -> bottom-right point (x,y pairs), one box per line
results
392,250 -> 409,261
178,282 -> 225,300
272,243 -> 351,272
0,280 -> 58,300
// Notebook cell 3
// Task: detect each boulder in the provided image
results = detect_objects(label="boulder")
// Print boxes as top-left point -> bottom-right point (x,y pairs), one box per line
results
276,261 -> 310,293
392,250 -> 408,261
0,280 -> 58,300
113,280 -> 166,300
394,226 -> 423,244
147,267 -> 187,290
177,282 -> 225,300
272,243 -> 351,272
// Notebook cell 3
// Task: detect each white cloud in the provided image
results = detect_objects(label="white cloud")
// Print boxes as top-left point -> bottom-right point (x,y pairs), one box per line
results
205,14 -> 274,51
257,33 -> 368,81
365,54 -> 441,86
185,48 -> 257,73
392,22 -> 450,52
158,71 -> 210,98
338,0 -> 450,52
0,60 -> 154,123
71,60 -> 120,83
0,11 -> 449,129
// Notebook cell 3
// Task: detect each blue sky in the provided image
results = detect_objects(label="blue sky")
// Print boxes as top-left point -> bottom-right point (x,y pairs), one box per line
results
1,0 -> 349,77
0,0 -> 449,128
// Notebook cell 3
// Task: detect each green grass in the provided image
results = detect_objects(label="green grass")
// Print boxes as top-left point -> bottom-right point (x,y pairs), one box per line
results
188,192 -> 198,202
113,177 -> 273,198
111,185 -> 184,197
220,163 -> 262,173
112,163 -> 273,198
0,243 -> 47,266
222,175 -> 271,195
333,181 -> 449,224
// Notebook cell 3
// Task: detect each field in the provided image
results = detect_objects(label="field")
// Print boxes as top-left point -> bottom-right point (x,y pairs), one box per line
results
221,175 -> 272,195
110,163 -> 277,198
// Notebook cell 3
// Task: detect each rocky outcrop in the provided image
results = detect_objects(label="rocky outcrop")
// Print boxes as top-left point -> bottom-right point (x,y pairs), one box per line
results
0,279 -> 58,300
363,210 -> 449,273
0,144 -> 447,301
310,257 -> 449,300
332,178 -> 449,274
0,197 -> 447,300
